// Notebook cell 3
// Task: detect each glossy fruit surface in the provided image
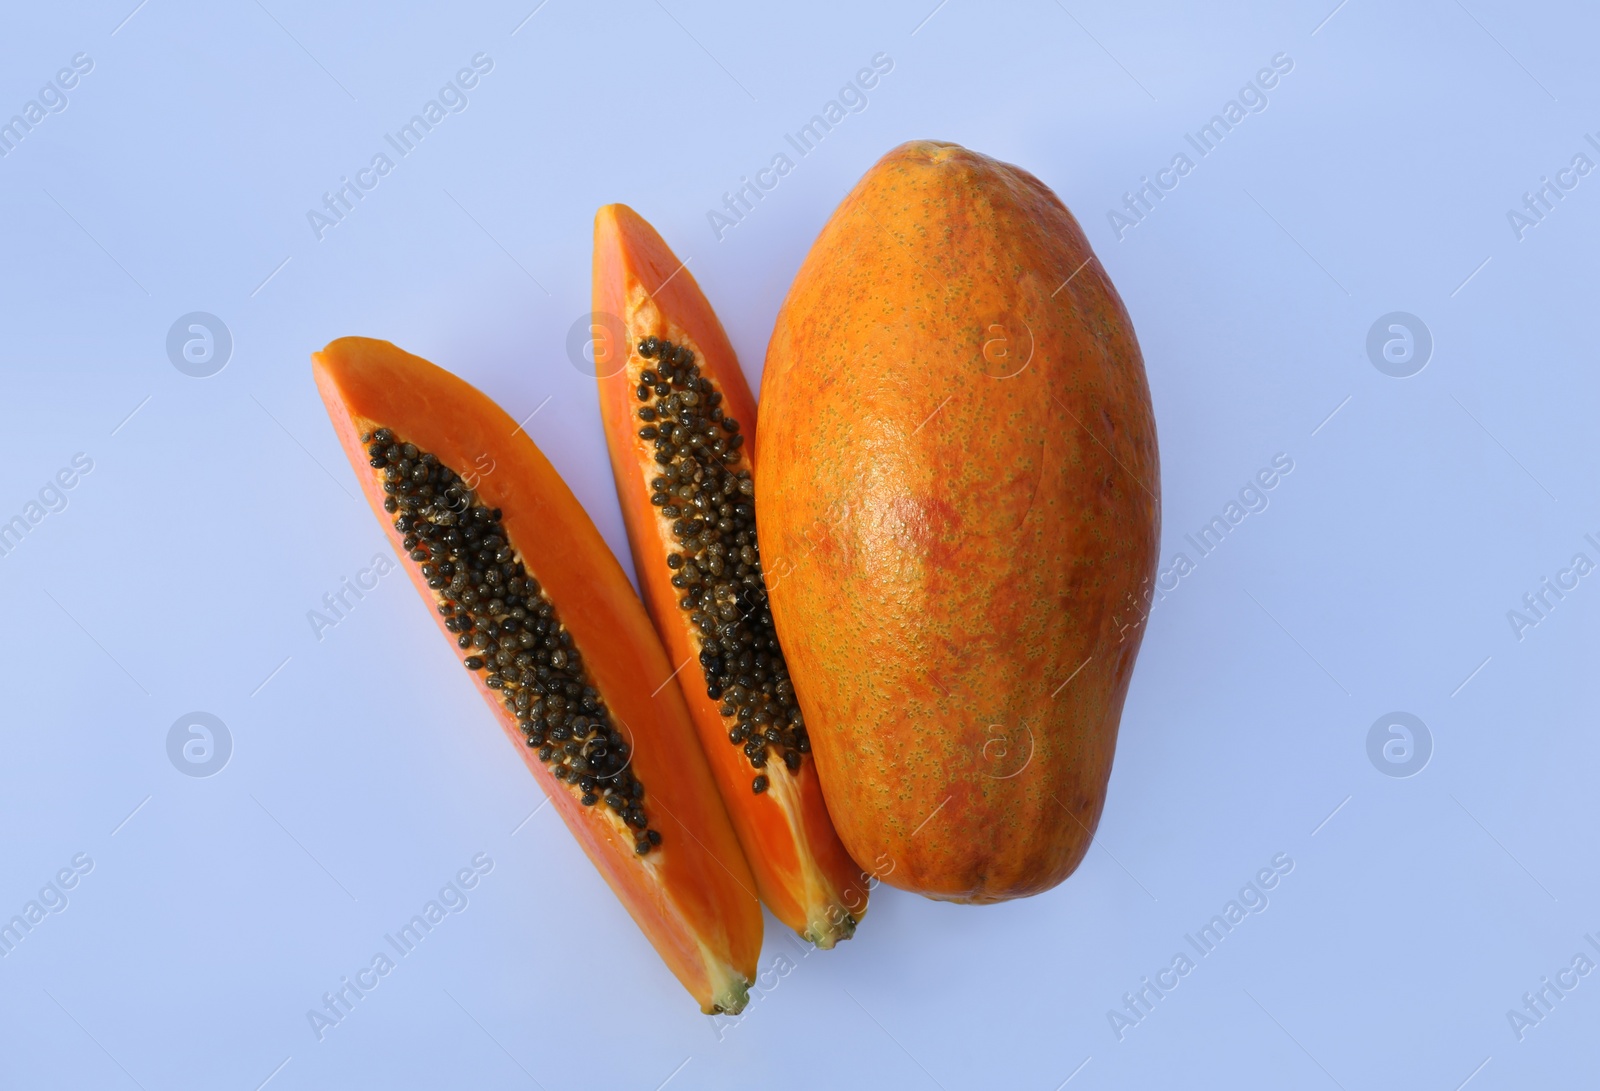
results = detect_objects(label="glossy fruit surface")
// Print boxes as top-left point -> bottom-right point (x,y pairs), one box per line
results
315,336 -> 761,1009
756,141 -> 1160,903
594,206 -> 869,943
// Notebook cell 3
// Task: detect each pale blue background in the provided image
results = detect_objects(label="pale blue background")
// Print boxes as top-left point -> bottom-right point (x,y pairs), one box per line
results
2,1 -> 1597,1088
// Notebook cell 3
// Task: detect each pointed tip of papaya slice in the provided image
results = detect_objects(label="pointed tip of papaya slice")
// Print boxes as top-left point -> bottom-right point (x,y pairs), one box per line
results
591,211 -> 874,946
593,203 -> 649,285
310,336 -> 762,1013
594,202 -> 647,246
594,201 -> 636,232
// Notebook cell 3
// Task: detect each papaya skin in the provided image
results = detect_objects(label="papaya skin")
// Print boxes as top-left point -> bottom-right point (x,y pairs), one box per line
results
593,205 -> 871,944
313,337 -> 761,1011
755,141 -> 1160,903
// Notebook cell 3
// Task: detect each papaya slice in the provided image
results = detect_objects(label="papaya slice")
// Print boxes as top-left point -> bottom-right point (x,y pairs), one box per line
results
312,337 -> 761,1013
592,206 -> 869,947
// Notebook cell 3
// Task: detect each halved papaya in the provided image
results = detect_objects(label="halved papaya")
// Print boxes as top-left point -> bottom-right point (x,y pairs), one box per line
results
313,337 -> 762,1013
592,206 -> 869,946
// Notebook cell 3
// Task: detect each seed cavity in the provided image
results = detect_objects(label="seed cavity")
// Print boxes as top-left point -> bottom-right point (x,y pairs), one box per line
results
361,427 -> 660,854
634,337 -> 808,790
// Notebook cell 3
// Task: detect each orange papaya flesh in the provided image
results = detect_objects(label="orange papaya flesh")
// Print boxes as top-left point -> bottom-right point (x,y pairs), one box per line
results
592,206 -> 870,946
313,336 -> 761,1012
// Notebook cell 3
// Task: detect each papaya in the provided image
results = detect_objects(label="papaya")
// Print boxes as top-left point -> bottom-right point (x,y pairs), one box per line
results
312,337 -> 762,1012
592,205 -> 870,945
755,141 -> 1161,903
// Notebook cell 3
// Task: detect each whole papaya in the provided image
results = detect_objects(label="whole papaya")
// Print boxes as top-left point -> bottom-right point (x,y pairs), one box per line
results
755,140 -> 1159,903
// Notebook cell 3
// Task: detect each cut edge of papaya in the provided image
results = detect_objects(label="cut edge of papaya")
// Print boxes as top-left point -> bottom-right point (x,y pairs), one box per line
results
312,336 -> 761,1013
592,205 -> 870,947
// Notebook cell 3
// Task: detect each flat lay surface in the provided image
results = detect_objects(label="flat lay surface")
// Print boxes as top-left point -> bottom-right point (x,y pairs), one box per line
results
0,1 -> 1596,1088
